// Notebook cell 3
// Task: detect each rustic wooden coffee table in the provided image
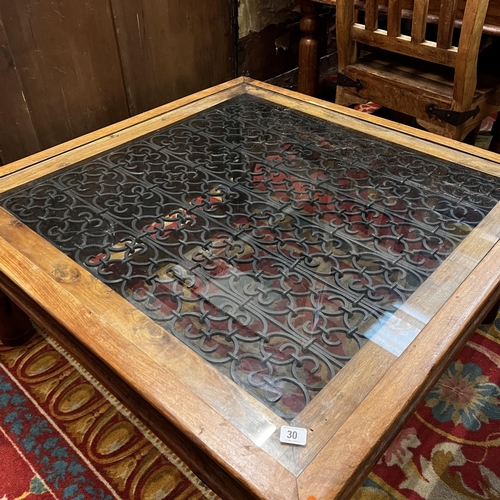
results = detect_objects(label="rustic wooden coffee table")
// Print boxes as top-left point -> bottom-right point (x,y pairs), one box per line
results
1,78 -> 500,500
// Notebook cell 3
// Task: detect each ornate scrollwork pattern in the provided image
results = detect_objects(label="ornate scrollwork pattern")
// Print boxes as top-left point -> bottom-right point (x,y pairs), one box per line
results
3,95 -> 499,419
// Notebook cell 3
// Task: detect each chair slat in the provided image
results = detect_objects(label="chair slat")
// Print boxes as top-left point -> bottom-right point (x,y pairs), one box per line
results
437,0 -> 460,48
365,0 -> 379,31
352,27 -> 458,65
387,0 -> 402,36
453,0 -> 490,110
411,0 -> 430,43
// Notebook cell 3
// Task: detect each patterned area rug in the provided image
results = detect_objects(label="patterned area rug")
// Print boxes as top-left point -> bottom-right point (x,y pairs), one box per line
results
1,315 -> 500,500
0,328 -> 219,500
355,316 -> 500,499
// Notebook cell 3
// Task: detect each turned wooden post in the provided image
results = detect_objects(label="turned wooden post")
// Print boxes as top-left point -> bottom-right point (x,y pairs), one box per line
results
298,0 -> 319,96
0,290 -> 35,346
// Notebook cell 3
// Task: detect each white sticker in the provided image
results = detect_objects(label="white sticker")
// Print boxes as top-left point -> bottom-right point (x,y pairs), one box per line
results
280,426 -> 307,446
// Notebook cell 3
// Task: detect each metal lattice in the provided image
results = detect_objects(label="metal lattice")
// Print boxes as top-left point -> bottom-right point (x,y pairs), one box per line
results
3,95 -> 499,419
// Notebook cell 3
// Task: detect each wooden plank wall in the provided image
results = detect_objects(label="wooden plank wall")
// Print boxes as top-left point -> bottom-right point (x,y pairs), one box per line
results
0,0 -> 235,165
111,0 -> 236,115
0,15 -> 40,162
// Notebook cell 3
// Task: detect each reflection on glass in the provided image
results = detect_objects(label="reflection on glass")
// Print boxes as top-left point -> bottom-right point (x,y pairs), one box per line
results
2,96 -> 500,419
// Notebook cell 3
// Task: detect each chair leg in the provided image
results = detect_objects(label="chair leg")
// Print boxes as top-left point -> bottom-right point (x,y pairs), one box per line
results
464,124 -> 481,146
298,0 -> 319,96
489,117 -> 500,154
335,86 -> 367,107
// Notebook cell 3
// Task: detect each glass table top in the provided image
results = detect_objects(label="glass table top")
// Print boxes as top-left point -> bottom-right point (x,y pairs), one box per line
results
2,95 -> 500,420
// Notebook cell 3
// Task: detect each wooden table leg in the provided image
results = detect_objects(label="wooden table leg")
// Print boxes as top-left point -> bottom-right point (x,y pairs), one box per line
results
0,290 -> 35,346
298,0 -> 319,96
484,296 -> 500,324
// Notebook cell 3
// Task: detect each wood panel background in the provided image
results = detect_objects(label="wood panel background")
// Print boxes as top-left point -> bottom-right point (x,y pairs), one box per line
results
0,0 -> 236,165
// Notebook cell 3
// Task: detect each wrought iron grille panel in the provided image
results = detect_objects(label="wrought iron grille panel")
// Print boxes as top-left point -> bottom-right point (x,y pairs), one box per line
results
3,95 -> 500,419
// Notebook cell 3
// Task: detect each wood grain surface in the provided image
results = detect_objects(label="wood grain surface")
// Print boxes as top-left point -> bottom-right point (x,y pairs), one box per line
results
0,0 -> 130,151
0,15 -> 39,164
263,154 -> 500,475
110,0 -> 235,115
352,28 -> 457,66
436,0 -> 459,48
298,238 -> 500,499
0,79 -> 499,499
0,0 -> 235,163
0,216 -> 296,500
298,0 -> 320,96
410,0 -> 430,44
452,0 -> 490,111
387,0 -> 402,37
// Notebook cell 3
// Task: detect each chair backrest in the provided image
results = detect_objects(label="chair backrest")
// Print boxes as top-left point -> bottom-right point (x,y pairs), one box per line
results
373,0 -> 500,35
336,0 -> 491,110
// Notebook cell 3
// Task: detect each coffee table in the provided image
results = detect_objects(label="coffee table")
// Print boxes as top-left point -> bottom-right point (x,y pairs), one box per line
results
1,78 -> 500,500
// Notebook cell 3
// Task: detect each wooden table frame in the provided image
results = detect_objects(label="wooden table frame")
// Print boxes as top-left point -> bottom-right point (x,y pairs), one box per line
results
1,77 -> 500,500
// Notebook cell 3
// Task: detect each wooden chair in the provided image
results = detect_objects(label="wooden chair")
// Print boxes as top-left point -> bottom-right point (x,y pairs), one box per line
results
333,0 -> 500,142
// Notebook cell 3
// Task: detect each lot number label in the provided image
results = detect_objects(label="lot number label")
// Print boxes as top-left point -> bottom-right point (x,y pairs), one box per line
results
280,426 -> 307,446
